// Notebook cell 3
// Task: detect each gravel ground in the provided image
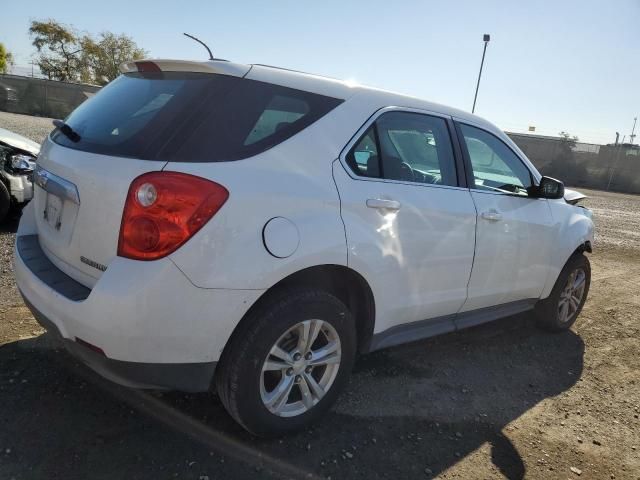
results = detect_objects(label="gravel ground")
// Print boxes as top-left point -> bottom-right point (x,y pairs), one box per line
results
1,112 -> 639,479
580,189 -> 640,252
0,112 -> 54,146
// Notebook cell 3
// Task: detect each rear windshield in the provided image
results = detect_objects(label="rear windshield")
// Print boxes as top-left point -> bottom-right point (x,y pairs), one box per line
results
51,71 -> 343,162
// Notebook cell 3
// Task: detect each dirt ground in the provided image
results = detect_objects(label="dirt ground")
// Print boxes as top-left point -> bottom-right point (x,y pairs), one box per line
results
0,112 -> 639,479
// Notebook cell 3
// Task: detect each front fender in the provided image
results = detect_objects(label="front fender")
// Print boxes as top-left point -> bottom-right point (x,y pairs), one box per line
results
540,200 -> 594,299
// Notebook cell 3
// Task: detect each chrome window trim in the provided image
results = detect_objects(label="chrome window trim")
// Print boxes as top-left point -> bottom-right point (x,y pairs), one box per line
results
467,187 -> 547,200
334,160 -> 469,193
338,106 -> 463,191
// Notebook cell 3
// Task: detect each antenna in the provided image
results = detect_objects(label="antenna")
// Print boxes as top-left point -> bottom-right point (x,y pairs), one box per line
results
183,33 -> 214,60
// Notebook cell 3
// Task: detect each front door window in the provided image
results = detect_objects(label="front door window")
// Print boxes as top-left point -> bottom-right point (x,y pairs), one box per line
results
460,124 -> 532,196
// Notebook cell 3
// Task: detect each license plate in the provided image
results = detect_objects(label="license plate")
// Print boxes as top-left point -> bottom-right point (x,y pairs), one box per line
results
44,193 -> 63,230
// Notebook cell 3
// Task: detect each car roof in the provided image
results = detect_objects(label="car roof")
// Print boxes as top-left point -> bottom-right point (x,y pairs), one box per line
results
118,58 -> 538,178
121,58 -> 496,131
247,63 -> 495,128
245,63 -> 541,181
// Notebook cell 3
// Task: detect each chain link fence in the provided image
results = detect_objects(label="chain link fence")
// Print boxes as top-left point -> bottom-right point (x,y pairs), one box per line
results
508,133 -> 640,194
0,74 -> 100,120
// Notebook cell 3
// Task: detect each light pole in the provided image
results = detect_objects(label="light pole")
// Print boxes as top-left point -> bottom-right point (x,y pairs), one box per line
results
472,34 -> 491,114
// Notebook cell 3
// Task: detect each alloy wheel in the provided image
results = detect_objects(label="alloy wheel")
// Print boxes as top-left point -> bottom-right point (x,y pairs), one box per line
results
260,319 -> 341,417
558,268 -> 586,323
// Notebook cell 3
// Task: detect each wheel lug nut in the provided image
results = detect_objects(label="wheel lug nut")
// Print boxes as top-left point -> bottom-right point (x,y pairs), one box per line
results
295,375 -> 302,383
286,368 -> 293,376
305,352 -> 312,360
293,353 -> 301,361
305,366 -> 312,374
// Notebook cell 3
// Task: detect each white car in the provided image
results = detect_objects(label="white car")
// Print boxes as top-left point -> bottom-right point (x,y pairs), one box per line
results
14,59 -> 593,436
0,127 -> 38,222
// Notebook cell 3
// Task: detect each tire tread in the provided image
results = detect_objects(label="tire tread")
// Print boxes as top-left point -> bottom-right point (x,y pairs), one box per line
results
215,287 -> 353,435
535,253 -> 591,332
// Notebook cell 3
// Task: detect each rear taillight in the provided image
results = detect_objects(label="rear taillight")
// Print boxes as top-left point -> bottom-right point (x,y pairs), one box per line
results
118,172 -> 228,261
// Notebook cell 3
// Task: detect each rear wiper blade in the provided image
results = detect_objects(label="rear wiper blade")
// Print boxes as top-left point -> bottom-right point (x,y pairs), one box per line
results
52,119 -> 81,143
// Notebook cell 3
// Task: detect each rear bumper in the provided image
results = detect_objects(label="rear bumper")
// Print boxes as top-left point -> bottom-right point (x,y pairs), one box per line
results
14,203 -> 265,391
24,295 -> 216,391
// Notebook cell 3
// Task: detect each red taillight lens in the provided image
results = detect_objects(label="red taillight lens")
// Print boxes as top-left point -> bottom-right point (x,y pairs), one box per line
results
118,172 -> 229,260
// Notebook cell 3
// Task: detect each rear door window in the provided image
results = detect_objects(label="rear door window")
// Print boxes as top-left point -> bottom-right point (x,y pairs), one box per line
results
52,72 -> 343,162
377,112 -> 457,186
345,127 -> 380,178
345,111 -> 458,187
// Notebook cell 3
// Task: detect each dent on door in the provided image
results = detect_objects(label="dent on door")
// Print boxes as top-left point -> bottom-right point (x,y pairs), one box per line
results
332,160 -> 477,334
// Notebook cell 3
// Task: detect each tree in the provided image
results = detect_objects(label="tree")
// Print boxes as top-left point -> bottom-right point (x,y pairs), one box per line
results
548,131 -> 582,182
0,42 -> 15,74
29,19 -> 146,84
29,20 -> 84,82
80,32 -> 146,85
558,131 -> 579,151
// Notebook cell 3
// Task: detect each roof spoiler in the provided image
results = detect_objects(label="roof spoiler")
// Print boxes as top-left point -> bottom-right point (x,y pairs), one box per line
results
119,59 -> 251,78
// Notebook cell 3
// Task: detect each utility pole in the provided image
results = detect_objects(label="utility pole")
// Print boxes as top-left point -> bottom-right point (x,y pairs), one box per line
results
630,117 -> 637,145
472,34 -> 491,114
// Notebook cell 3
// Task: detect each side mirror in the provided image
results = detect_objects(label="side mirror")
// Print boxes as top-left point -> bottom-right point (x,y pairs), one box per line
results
534,176 -> 565,199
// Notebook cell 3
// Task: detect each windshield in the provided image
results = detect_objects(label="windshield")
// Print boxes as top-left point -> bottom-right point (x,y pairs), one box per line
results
51,72 -> 343,162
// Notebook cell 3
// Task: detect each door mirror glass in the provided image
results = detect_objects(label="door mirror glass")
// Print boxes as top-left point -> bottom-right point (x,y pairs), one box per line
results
535,176 -> 565,199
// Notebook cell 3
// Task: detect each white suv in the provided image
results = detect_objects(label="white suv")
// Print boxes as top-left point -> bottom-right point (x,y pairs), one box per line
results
14,59 -> 594,436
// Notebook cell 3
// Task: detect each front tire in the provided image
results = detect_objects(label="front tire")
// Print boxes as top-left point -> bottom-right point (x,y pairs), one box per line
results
535,253 -> 591,332
215,288 -> 356,436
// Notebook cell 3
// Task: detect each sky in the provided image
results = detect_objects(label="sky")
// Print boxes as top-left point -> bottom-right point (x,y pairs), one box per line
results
2,0 -> 639,144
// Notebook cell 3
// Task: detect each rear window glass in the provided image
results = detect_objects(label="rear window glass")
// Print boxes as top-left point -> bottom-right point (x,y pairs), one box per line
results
244,95 -> 309,145
51,72 -> 343,162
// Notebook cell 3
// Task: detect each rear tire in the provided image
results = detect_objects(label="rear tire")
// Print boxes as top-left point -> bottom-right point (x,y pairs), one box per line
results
215,287 -> 357,437
535,253 -> 590,332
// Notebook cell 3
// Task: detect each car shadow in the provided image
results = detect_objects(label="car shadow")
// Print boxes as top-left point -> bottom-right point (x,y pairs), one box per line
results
165,312 -> 583,479
0,334 -> 279,480
0,313 -> 584,479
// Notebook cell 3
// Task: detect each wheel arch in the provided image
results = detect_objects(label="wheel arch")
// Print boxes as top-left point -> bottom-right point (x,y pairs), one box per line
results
576,240 -> 592,254
541,235 -> 593,299
222,264 -> 376,359
540,203 -> 595,300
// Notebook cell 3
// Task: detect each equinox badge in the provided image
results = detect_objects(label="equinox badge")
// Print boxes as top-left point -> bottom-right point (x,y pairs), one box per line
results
80,256 -> 107,272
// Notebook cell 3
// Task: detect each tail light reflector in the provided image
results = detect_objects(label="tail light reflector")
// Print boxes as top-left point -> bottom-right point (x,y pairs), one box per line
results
118,172 -> 228,260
